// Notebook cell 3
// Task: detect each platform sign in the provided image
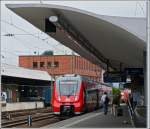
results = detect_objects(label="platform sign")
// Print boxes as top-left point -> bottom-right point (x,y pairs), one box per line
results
104,72 -> 126,83
125,68 -> 143,76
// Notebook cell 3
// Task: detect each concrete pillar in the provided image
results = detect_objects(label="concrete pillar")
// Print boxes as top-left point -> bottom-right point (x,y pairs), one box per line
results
146,1 -> 149,128
143,51 -> 147,106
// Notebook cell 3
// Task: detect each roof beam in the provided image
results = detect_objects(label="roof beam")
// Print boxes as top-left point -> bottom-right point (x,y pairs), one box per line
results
50,10 -> 117,70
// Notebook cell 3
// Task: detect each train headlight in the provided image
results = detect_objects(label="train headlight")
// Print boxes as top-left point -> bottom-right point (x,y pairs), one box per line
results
75,96 -> 78,101
58,96 -> 61,101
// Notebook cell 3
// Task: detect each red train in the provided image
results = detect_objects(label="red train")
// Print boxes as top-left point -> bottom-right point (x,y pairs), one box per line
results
52,74 -> 112,115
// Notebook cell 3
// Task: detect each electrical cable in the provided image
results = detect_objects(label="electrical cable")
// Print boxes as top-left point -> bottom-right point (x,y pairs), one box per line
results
1,83 -> 51,88
1,19 -> 69,53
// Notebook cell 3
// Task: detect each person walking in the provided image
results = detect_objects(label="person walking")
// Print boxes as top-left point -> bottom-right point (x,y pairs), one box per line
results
111,94 -> 120,116
101,92 -> 109,115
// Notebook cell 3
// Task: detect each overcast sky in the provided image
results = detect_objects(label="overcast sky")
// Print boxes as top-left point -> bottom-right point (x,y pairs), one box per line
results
1,1 -> 146,66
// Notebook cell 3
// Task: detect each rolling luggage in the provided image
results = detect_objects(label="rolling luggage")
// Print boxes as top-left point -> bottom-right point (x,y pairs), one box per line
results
117,107 -> 123,116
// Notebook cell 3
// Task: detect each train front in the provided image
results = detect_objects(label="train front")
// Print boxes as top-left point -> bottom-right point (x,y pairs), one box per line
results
52,75 -> 83,115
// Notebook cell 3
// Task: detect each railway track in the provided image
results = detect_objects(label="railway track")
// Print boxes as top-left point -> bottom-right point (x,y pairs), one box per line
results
2,107 -> 52,119
2,113 -> 56,128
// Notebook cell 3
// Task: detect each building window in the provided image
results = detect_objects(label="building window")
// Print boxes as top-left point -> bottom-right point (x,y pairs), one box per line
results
40,62 -> 45,68
33,62 -> 38,68
47,62 -> 52,68
54,61 -> 59,67
92,65 -> 95,71
76,57 -> 78,69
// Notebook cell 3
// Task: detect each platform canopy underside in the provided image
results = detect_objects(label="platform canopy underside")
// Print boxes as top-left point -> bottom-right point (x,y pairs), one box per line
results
6,4 -> 146,70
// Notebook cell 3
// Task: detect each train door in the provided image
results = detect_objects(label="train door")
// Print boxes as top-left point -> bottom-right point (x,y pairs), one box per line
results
96,89 -> 99,109
82,81 -> 88,112
85,89 -> 99,111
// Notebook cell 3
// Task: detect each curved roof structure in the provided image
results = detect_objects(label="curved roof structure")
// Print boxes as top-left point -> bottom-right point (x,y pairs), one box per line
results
6,4 -> 146,70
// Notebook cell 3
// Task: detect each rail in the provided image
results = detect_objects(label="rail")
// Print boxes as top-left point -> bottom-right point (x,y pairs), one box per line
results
2,107 -> 52,119
2,113 -> 55,128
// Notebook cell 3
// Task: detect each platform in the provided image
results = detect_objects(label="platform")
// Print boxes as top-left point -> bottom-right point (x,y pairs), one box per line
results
43,104 -> 134,128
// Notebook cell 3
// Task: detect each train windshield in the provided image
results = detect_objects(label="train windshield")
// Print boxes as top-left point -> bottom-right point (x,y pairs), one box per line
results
56,79 -> 80,96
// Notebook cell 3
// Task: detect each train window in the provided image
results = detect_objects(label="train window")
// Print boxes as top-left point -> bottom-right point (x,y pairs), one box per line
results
33,62 -> 38,68
56,79 -> 80,96
59,80 -> 78,96
40,62 -> 45,68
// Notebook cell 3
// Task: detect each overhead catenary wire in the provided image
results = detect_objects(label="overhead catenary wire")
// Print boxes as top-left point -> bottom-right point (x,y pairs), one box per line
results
1,49 -> 33,55
1,29 -> 38,53
1,29 -> 52,53
1,19 -> 42,39
1,30 -> 68,58
1,50 -> 19,56
1,18 -> 78,66
1,19 -> 70,54
1,33 -> 41,36
1,57 -> 18,65
2,83 -> 51,87
1,50 -> 33,64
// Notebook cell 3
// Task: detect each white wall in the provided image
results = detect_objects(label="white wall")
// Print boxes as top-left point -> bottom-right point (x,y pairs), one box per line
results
1,102 -> 44,112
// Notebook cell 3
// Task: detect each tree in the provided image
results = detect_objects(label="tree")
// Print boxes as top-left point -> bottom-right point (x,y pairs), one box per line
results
112,88 -> 121,106
112,87 -> 121,95
41,50 -> 53,56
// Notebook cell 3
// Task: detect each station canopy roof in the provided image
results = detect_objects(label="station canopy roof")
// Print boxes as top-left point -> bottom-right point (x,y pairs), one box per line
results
6,4 -> 146,71
1,63 -> 53,81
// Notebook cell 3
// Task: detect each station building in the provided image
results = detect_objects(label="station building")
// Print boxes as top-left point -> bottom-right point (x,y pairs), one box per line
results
1,63 -> 53,111
19,55 -> 103,82
5,4 -> 147,126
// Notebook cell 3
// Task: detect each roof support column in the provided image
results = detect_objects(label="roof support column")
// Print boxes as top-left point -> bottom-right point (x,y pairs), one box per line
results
143,51 -> 147,107
146,0 -> 149,128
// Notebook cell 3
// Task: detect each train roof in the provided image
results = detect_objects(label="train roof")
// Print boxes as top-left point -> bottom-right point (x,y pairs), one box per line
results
56,74 -> 112,87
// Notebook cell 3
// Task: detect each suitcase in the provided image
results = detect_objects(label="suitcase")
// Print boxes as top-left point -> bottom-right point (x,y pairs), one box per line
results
117,107 -> 123,116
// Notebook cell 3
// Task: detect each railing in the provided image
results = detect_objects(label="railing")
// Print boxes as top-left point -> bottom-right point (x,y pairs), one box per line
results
127,99 -> 135,120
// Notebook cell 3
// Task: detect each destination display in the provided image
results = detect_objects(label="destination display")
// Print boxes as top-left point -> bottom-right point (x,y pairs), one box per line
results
60,80 -> 78,84
125,68 -> 143,75
103,71 -> 126,83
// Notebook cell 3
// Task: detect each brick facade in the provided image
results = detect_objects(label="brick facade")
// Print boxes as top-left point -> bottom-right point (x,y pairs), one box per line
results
19,55 -> 103,82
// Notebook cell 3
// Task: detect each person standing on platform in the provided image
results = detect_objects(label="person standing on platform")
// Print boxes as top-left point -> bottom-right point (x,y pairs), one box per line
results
111,94 -> 120,116
101,92 -> 110,115
128,93 -> 133,108
132,90 -> 141,110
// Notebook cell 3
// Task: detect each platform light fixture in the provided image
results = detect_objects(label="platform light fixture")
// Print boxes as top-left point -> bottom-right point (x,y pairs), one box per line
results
49,16 -> 58,23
